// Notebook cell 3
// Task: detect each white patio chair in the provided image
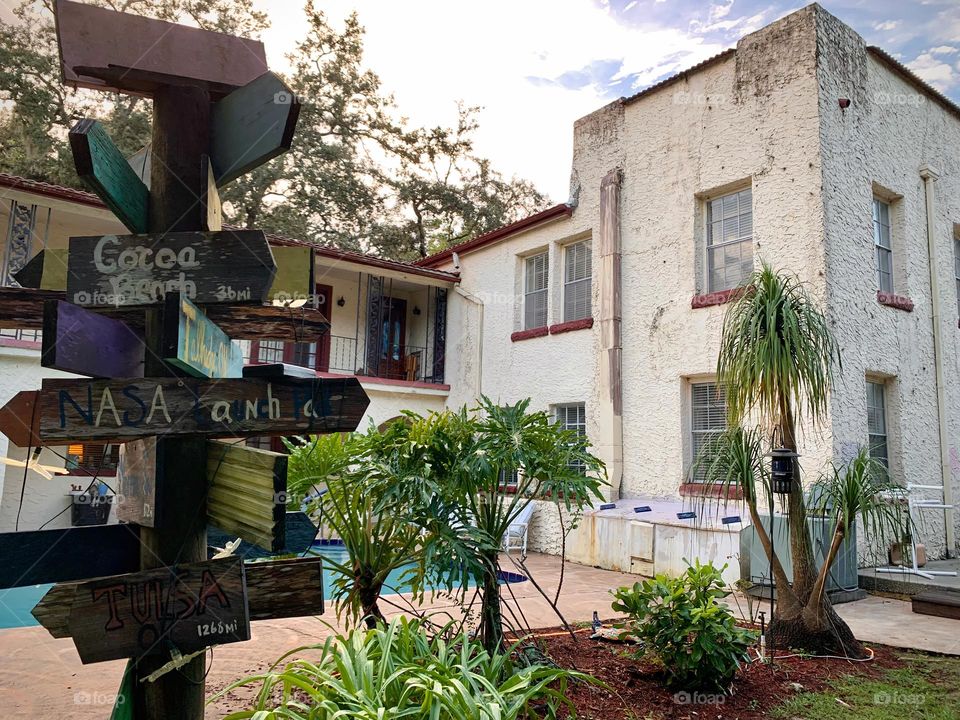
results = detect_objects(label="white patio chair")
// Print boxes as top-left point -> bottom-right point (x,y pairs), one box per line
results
502,502 -> 534,556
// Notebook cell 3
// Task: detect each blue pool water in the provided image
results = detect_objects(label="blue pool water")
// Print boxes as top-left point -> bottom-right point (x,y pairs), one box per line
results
0,544 -> 525,629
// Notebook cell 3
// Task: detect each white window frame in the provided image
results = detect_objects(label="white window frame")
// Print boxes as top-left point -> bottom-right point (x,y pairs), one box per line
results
873,198 -> 894,294
523,251 -> 548,329
563,240 -> 592,322
554,403 -> 587,473
689,382 -> 727,483
953,232 -> 960,319
866,379 -> 889,469
706,188 -> 753,293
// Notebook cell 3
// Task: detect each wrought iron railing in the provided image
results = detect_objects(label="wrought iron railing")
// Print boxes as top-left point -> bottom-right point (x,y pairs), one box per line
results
0,328 -> 42,343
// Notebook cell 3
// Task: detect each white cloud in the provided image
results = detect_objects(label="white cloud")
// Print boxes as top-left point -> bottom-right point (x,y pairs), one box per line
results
254,0 -> 727,201
929,45 -> 958,55
873,20 -> 899,32
907,52 -> 956,91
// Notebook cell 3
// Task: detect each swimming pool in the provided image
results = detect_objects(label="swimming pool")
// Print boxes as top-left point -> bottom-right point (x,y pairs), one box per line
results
0,544 -> 525,629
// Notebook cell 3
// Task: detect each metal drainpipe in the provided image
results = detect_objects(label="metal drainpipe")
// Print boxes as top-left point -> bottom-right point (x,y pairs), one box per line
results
454,285 -> 484,398
920,165 -> 955,556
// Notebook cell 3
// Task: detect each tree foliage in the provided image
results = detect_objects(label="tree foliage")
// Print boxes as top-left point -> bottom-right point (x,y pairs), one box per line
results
0,0 -> 546,260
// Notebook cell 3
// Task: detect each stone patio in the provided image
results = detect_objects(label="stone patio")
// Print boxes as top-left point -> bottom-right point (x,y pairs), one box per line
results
0,553 -> 957,718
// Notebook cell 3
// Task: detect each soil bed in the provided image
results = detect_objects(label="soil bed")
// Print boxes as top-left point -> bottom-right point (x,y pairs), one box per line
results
523,623 -> 902,719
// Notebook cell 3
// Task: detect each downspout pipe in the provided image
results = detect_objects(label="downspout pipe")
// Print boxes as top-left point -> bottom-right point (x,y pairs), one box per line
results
454,285 -> 484,398
920,165 -> 955,556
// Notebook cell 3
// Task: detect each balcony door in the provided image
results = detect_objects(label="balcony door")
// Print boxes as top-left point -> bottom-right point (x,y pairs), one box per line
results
377,297 -> 407,379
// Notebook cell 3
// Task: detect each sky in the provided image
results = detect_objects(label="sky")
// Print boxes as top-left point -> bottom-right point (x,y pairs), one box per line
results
248,0 -> 959,202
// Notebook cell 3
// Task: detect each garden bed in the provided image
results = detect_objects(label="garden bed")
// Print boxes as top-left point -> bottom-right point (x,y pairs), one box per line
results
523,623 -> 948,719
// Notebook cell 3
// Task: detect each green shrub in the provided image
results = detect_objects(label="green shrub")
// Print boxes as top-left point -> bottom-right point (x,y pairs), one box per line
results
611,560 -> 756,693
212,617 -> 593,719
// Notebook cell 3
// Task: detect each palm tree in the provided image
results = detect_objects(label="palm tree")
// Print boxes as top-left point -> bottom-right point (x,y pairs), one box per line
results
709,263 -> 906,656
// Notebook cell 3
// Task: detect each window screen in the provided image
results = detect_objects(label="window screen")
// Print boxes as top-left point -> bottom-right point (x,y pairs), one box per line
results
690,382 -> 727,482
563,241 -> 592,322
524,252 -> 549,329
873,199 -> 893,294
867,380 -> 889,468
706,189 -> 753,292
555,403 -> 587,473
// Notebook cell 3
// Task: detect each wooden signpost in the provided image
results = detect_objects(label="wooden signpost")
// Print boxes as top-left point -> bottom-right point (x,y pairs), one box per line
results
66,230 -> 276,308
70,119 -> 149,233
161,294 -> 243,378
210,72 -> 301,187
54,0 -> 268,96
66,556 -> 250,664
13,248 -> 68,290
0,6 -> 360,717
268,246 -> 315,303
41,300 -> 145,377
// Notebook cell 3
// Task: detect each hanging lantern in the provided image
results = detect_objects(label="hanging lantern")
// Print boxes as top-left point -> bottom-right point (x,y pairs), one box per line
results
770,448 -> 798,495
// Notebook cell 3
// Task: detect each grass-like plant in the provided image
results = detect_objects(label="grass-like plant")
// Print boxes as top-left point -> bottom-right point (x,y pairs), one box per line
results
211,617 -> 592,719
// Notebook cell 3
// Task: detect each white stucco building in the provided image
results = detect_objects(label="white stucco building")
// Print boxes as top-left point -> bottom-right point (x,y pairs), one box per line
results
418,4 -> 960,569
0,4 -> 957,579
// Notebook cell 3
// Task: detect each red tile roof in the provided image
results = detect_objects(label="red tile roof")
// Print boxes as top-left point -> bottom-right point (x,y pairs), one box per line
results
416,203 -> 573,268
0,173 -> 458,283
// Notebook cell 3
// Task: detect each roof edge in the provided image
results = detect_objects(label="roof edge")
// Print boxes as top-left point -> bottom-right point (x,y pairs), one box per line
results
416,203 -> 573,268
866,47 -> 960,123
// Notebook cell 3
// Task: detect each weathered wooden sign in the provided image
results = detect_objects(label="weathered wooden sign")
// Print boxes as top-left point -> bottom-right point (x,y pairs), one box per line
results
41,300 -> 145,377
116,437 -> 160,527
0,524 -> 141,589
268,246 -> 315,304
0,287 -> 331,342
128,144 -> 151,188
2,376 -> 368,446
119,438 -> 289,544
200,155 -> 222,231
65,556 -> 250,664
210,72 -> 300,186
66,230 -> 276,308
70,119 -> 149,233
13,248 -> 69,290
54,0 -> 268,97
207,442 -> 288,552
162,294 -> 243,378
209,512 -> 317,559
243,362 -> 318,379
34,556 -> 324,638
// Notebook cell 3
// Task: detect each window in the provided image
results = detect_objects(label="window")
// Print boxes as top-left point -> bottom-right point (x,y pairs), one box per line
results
254,340 -> 285,364
689,382 -> 727,482
873,199 -> 893,293
563,240 -> 592,322
867,380 -> 889,468
706,188 -> 753,292
524,252 -> 548,329
555,403 -> 587,473
954,232 -> 960,318
66,443 -> 119,475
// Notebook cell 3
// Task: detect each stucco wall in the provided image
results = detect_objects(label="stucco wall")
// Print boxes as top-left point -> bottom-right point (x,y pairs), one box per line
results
815,7 -> 960,558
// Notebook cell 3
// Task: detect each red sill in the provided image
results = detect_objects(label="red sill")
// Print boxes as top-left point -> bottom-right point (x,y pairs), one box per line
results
691,287 -> 746,309
511,326 -> 549,342
549,317 -> 594,335
0,338 -> 42,350
877,291 -> 914,313
679,482 -> 743,500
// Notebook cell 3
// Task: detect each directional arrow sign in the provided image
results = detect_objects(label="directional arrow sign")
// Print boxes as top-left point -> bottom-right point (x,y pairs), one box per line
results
65,556 -> 250,664
3,376 -> 368,446
54,0 -> 267,97
13,248 -> 69,290
210,72 -> 300,187
42,300 -> 145,377
161,294 -> 243,378
66,230 -> 276,308
34,556 -> 324,639
70,119 -> 149,233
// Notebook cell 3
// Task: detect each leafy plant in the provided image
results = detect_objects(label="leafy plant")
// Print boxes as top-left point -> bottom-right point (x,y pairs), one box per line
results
612,561 -> 756,693
211,617 -> 593,719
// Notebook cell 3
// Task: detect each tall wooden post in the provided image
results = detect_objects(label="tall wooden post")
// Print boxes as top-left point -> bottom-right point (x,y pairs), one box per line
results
133,84 -> 212,719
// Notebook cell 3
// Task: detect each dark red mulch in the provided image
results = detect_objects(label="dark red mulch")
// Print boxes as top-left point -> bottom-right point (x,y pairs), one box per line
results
524,624 -> 900,720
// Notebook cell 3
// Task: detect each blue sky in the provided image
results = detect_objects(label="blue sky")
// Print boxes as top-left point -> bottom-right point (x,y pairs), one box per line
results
261,0 -> 959,200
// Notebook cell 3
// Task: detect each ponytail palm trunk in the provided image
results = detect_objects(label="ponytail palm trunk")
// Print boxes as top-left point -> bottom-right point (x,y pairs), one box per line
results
716,264 -> 863,656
